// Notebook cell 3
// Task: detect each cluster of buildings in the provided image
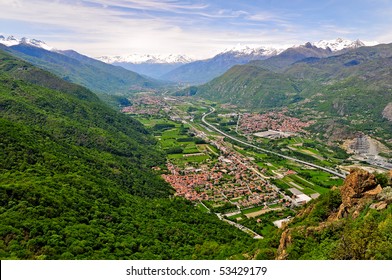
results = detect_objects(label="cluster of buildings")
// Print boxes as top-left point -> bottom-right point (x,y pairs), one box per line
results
162,150 -> 291,209
239,111 -> 314,135
121,95 -> 167,115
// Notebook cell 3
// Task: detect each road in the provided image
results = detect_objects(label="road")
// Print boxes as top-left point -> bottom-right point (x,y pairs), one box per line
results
217,214 -> 263,239
202,107 -> 346,179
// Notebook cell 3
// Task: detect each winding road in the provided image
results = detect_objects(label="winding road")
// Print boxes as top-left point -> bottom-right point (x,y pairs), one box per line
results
201,107 -> 346,179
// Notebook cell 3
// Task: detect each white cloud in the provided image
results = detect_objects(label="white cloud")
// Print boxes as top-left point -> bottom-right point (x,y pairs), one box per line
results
0,0 -> 294,57
1,0 -> 387,58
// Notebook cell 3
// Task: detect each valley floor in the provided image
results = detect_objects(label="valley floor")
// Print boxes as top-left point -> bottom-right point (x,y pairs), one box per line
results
124,94 -> 379,238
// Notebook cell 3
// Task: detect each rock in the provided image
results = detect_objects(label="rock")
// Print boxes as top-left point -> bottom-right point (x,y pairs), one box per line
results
276,228 -> 292,260
382,102 -> 392,122
341,168 -> 377,201
364,184 -> 383,196
370,201 -> 388,210
336,168 -> 379,218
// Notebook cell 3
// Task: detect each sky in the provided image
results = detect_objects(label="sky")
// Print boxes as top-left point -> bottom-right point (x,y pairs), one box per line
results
0,0 -> 392,58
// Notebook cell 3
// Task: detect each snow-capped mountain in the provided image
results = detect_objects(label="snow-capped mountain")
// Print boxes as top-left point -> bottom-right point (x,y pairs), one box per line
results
161,44 -> 282,84
221,44 -> 284,57
0,35 -> 53,51
313,38 -> 378,51
97,53 -> 194,64
0,35 -> 19,47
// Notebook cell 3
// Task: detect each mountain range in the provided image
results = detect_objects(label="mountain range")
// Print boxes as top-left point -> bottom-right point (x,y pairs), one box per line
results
0,35 -> 165,101
160,45 -> 283,84
96,53 -> 193,79
1,35 -> 377,86
0,35 -> 53,50
312,38 -> 375,51
97,38 -> 376,84
98,53 -> 193,64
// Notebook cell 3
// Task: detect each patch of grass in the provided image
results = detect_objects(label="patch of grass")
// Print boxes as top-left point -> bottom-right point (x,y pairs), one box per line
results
242,206 -> 265,214
196,203 -> 210,213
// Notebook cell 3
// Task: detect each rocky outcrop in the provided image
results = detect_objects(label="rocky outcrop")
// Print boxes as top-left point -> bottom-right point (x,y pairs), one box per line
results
335,168 -> 382,219
276,228 -> 293,260
382,102 -> 392,122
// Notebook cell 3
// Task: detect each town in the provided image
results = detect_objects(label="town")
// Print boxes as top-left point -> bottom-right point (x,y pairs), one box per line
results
238,111 -> 314,135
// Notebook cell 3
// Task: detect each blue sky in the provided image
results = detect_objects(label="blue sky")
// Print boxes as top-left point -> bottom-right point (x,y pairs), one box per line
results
0,0 -> 391,58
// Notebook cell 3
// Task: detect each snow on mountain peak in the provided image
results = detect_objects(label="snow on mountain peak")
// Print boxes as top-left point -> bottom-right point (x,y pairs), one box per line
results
221,44 -> 284,57
0,34 -> 53,50
313,38 -> 377,51
97,53 -> 194,64
0,35 -> 19,47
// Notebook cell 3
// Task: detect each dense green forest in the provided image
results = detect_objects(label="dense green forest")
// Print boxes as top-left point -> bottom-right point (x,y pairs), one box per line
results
0,50 -> 255,259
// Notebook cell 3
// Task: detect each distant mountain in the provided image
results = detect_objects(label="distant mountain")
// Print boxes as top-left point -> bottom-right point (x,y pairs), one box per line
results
93,38 -> 375,84
248,39 -> 378,73
284,43 -> 392,82
0,34 -> 53,50
98,53 -> 193,64
56,49 -> 163,89
163,39 -> 376,84
249,42 -> 334,72
0,38 -> 163,98
161,45 -> 282,84
96,53 -> 193,79
110,62 -> 184,79
313,38 -> 377,52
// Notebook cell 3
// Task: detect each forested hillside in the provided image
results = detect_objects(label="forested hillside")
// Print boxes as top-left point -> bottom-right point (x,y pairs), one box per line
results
194,65 -> 308,108
0,50 -> 253,259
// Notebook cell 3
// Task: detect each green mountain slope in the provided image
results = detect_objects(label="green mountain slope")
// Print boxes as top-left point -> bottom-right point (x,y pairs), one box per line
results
0,50 -> 252,259
0,44 -> 162,97
191,65 -> 308,108
285,43 -> 392,82
284,44 -> 392,140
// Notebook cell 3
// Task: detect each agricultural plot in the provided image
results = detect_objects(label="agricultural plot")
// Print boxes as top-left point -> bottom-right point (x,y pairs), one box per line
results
133,116 -> 213,166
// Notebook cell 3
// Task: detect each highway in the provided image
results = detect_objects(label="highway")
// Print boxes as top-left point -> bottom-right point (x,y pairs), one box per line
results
201,107 -> 346,179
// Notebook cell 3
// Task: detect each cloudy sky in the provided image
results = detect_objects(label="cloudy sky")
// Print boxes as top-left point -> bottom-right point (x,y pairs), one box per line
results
0,0 -> 391,58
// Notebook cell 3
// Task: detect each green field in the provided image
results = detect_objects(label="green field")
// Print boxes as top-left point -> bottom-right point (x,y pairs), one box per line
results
135,116 -> 217,166
241,206 -> 265,214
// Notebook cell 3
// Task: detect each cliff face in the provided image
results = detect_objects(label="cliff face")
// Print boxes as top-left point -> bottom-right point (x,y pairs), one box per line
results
276,168 -> 392,260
